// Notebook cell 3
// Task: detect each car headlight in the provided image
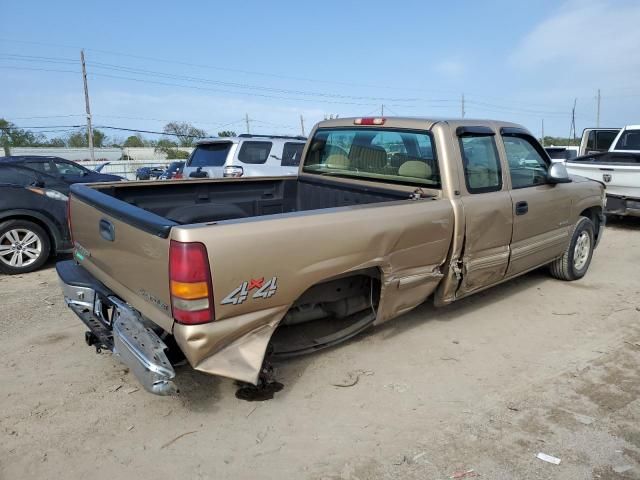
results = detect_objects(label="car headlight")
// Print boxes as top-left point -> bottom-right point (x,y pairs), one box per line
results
27,187 -> 69,202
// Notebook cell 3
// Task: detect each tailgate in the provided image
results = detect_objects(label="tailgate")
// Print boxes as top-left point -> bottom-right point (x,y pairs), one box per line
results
69,184 -> 176,331
567,162 -> 640,197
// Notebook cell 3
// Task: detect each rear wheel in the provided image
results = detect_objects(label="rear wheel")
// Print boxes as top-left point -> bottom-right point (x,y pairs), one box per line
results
0,220 -> 51,275
549,216 -> 594,281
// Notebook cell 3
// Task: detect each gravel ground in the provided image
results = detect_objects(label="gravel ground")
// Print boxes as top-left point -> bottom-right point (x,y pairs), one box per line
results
1,218 -> 640,480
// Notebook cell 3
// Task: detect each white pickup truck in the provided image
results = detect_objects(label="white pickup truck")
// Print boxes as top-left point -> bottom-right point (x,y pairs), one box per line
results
567,125 -> 640,217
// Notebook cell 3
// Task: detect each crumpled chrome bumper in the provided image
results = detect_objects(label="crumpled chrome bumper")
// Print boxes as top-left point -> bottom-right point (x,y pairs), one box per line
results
56,260 -> 177,396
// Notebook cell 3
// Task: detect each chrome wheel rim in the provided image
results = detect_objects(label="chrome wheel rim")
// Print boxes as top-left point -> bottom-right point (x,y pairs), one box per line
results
0,229 -> 43,268
573,231 -> 591,270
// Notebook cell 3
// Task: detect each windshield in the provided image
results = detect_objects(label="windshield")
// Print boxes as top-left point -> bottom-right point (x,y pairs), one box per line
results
188,143 -> 232,167
303,128 -> 440,188
614,129 -> 640,151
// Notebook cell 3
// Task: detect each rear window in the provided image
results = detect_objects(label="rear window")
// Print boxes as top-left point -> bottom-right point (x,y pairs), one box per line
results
237,141 -> 272,164
545,148 -> 567,160
614,129 -> 640,151
188,143 -> 232,167
281,142 -> 304,167
303,128 -> 440,188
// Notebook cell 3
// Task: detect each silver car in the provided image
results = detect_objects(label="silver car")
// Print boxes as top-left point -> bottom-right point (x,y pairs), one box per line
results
182,134 -> 306,179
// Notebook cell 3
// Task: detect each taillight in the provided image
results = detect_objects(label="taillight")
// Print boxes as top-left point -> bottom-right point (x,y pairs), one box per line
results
354,117 -> 385,126
174,172 -> 183,179
67,198 -> 74,245
223,165 -> 244,178
169,240 -> 215,324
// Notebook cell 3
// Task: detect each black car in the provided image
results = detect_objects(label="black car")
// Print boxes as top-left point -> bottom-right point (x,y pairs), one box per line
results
0,156 -> 123,187
135,166 -> 165,180
0,164 -> 72,274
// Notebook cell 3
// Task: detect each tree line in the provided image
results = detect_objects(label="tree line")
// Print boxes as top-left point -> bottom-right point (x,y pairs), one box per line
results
0,118 -> 236,157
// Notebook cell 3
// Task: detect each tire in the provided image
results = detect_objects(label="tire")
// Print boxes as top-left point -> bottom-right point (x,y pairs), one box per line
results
0,220 -> 51,275
549,216 -> 595,281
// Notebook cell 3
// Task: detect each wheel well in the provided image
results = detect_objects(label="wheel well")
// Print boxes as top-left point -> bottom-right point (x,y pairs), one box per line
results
579,206 -> 602,241
0,215 -> 57,252
268,268 -> 382,357
288,268 -> 382,312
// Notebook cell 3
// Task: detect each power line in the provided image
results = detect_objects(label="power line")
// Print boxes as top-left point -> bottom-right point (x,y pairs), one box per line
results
0,52 -> 604,117
87,60 -> 418,102
88,71 -> 411,107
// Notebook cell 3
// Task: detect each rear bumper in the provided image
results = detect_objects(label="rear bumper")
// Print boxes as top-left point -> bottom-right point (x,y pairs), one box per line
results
56,260 -> 177,395
606,195 -> 640,217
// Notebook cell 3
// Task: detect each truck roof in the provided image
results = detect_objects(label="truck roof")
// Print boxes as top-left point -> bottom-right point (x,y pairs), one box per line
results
314,116 -> 525,131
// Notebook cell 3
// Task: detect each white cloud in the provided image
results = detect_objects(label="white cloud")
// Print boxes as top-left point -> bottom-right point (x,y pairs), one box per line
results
434,59 -> 465,78
510,0 -> 640,82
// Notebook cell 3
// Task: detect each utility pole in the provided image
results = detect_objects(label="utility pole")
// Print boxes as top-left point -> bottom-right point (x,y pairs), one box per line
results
570,98 -> 577,144
245,113 -> 250,134
461,93 -> 465,118
596,88 -> 601,128
299,114 -> 305,137
541,119 -> 545,146
381,104 -> 384,116
80,49 -> 95,162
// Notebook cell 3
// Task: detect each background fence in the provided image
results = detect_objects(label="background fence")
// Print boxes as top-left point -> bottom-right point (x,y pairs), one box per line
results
84,160 -> 185,180
6,147 -> 193,180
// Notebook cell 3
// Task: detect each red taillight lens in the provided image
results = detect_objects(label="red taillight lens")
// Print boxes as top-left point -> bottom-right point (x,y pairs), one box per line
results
354,117 -> 386,126
169,240 -> 214,324
67,198 -> 74,245
174,172 -> 183,179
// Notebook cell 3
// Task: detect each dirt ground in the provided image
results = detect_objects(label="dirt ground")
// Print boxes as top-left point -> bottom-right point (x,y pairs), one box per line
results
1,218 -> 640,480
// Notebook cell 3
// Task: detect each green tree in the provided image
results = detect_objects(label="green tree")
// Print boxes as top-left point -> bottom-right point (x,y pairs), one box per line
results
0,118 -> 42,154
47,137 -> 66,147
67,128 -> 106,148
163,121 -> 207,147
154,138 -> 189,159
217,130 -> 237,137
123,135 -> 145,147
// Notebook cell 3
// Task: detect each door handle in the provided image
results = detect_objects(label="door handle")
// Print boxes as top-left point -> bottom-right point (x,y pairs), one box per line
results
99,219 -> 115,241
515,201 -> 528,216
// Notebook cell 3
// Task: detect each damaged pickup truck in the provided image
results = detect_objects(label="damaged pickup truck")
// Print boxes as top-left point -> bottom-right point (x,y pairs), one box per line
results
57,117 -> 606,395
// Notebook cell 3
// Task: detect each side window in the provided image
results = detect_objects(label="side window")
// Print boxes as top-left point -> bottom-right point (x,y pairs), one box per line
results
25,160 -> 54,174
237,141 -> 272,164
54,160 -> 86,176
0,165 -> 39,186
459,135 -> 502,193
502,135 -> 549,189
281,142 -> 304,167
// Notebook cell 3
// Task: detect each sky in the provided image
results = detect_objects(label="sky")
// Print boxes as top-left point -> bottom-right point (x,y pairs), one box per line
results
1,0 -> 640,141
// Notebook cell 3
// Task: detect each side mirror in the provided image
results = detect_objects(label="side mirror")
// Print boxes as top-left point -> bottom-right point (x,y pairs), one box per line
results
547,162 -> 571,184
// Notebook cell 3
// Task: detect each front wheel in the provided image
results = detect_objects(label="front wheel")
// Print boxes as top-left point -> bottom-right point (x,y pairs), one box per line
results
549,216 -> 595,281
0,220 -> 51,274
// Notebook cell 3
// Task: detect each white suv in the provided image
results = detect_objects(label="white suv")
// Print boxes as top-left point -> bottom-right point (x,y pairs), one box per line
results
182,135 -> 306,179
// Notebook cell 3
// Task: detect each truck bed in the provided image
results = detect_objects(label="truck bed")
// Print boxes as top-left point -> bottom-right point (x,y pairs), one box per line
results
79,176 -> 414,233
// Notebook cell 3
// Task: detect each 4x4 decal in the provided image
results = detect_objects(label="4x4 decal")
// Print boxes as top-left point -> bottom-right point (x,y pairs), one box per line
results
221,277 -> 278,305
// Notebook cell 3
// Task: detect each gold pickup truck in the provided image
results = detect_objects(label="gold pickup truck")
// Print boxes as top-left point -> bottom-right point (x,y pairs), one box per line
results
57,117 -> 606,395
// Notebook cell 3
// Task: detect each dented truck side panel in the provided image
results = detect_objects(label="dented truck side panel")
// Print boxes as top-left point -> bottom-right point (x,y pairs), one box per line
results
170,198 -> 454,383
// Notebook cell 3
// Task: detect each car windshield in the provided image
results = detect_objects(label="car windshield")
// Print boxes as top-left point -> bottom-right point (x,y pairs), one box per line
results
188,143 -> 232,167
303,128 -> 440,188
614,129 -> 640,151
